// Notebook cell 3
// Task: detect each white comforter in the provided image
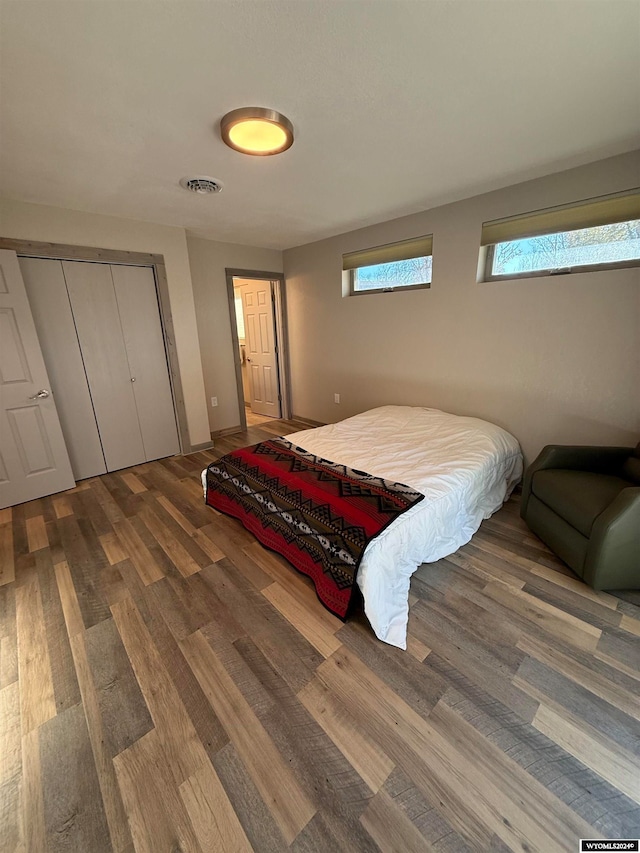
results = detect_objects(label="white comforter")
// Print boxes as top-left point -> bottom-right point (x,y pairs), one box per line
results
283,406 -> 523,649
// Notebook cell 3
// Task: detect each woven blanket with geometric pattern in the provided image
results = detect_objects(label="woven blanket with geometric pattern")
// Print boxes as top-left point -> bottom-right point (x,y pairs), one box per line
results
205,438 -> 424,619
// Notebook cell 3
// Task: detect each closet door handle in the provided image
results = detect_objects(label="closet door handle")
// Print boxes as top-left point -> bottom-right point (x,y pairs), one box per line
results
29,389 -> 50,400
130,377 -> 136,383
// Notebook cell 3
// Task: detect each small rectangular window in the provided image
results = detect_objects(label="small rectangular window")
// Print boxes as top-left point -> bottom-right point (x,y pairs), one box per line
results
488,220 -> 640,279
352,256 -> 433,292
343,235 -> 433,295
482,190 -> 640,281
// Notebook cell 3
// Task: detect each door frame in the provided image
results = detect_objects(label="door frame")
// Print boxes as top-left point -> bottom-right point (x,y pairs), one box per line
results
0,238 -> 194,454
225,268 -> 290,431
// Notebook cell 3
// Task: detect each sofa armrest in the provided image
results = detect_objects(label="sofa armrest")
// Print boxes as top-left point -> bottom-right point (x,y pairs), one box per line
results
520,445 -> 634,518
585,487 -> 640,590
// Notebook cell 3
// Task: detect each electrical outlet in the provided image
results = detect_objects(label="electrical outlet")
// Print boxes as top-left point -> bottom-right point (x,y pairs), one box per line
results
211,396 -> 218,407
334,393 -> 340,404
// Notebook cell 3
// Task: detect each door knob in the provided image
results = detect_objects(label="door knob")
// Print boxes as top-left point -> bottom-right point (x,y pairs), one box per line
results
29,389 -> 50,400
130,377 -> 136,382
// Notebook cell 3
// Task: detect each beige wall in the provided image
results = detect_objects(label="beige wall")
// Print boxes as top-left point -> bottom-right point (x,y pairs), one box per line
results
0,198 -> 211,447
187,236 -> 282,433
283,151 -> 640,463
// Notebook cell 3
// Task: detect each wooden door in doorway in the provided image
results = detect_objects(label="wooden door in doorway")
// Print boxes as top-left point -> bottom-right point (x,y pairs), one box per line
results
241,281 -> 281,418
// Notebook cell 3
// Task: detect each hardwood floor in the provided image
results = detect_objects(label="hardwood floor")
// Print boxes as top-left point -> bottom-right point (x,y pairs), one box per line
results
2,416 -> 639,852
244,406 -> 281,427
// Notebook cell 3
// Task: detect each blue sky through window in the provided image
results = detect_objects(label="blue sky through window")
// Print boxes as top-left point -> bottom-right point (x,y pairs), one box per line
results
354,256 -> 432,291
493,220 -> 640,276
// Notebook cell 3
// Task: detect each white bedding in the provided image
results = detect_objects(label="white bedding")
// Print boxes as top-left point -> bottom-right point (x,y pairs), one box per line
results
283,406 -> 523,649
202,405 -> 522,650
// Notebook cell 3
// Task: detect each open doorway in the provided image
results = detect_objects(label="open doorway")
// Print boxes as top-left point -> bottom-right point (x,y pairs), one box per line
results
225,268 -> 290,431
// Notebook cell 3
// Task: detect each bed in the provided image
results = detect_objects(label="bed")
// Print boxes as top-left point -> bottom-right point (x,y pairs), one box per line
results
203,406 -> 523,649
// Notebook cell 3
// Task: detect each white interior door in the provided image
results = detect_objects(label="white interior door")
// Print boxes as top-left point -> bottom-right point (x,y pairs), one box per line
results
62,261 -> 146,472
241,280 -> 281,418
20,257 -> 107,481
0,250 -> 75,509
111,265 -> 180,461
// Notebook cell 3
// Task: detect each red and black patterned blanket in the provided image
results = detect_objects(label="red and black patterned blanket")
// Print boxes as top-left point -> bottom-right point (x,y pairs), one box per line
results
204,438 -> 424,619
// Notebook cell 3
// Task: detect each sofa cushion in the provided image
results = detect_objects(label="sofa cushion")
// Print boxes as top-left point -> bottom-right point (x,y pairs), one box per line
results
525,494 -> 588,576
622,441 -> 640,485
531,469 -> 629,538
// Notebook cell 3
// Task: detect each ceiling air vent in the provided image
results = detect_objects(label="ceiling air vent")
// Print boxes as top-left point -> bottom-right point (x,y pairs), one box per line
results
179,176 -> 224,194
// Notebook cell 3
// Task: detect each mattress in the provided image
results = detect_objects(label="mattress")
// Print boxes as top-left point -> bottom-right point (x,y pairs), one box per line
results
283,406 -> 523,648
202,405 -> 522,649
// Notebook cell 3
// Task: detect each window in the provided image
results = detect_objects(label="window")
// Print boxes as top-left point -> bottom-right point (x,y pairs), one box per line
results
482,190 -> 640,281
488,221 -> 640,279
343,234 -> 433,295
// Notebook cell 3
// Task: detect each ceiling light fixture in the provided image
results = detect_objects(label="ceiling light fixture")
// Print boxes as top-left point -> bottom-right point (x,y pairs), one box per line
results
220,107 -> 294,156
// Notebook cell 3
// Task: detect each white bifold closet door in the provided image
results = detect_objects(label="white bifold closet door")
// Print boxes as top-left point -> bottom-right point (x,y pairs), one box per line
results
62,261 -> 148,472
109,264 -> 180,465
20,258 -> 108,480
21,258 -> 179,478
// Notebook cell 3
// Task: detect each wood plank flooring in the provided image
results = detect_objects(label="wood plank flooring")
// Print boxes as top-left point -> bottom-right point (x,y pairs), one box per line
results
2,416 -> 639,852
244,407 -> 281,427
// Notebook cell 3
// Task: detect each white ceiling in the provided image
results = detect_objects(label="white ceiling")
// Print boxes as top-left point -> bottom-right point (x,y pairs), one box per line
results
1,1 -> 639,250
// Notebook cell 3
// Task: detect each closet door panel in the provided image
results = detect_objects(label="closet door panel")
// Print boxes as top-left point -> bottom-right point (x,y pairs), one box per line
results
20,258 -> 107,480
62,261 -> 145,472
111,265 -> 180,460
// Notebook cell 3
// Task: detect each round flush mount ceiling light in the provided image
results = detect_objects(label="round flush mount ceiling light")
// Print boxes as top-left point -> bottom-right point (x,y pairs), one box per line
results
179,175 -> 223,194
220,107 -> 294,156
